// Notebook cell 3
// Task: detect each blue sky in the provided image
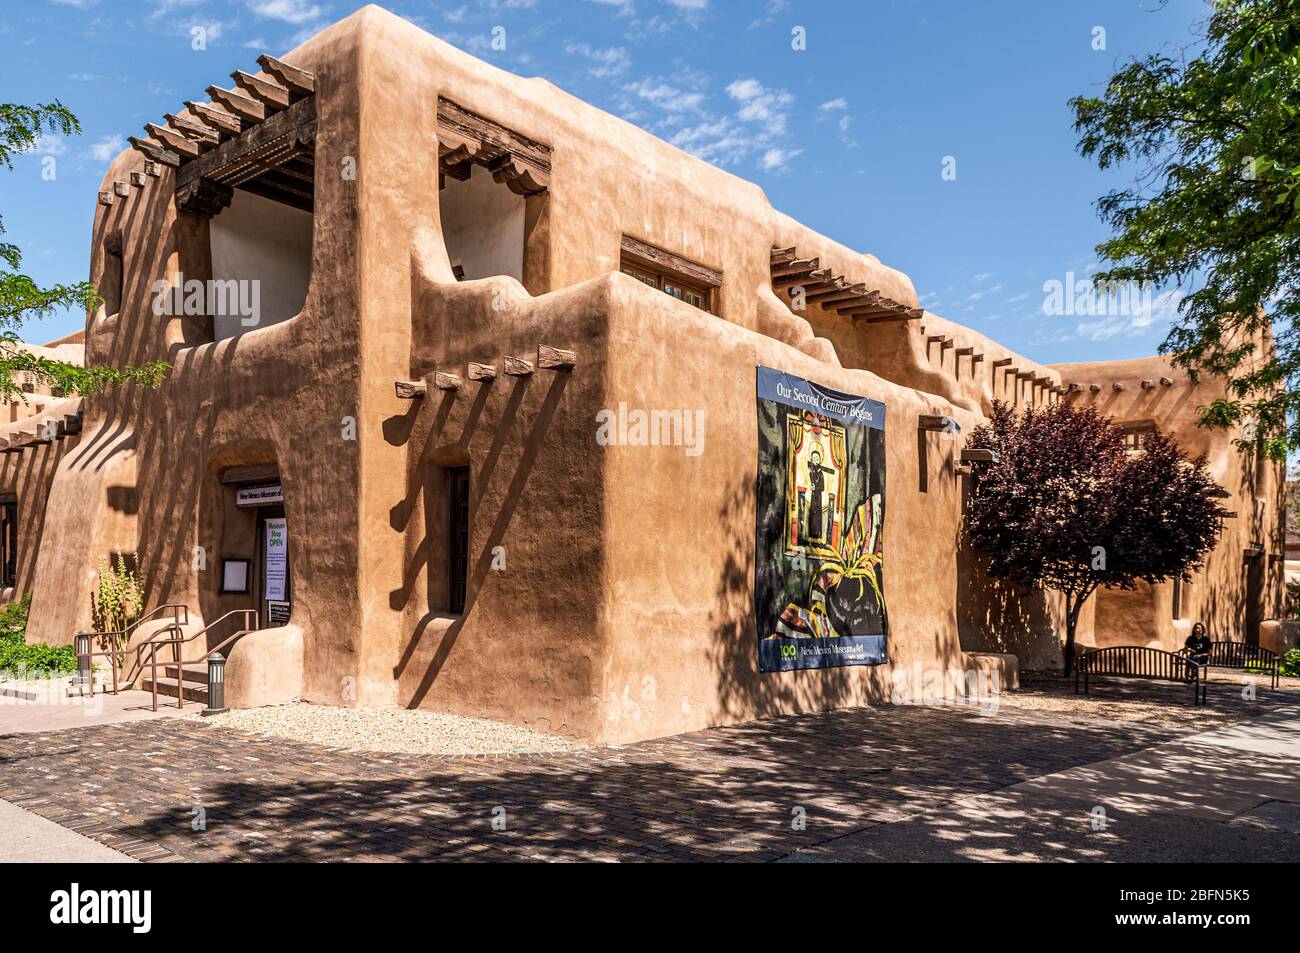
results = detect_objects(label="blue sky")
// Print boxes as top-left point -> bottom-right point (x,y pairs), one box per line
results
1,0 -> 1210,363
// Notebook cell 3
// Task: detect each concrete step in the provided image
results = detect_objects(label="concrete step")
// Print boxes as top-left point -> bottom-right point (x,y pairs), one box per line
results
141,675 -> 208,703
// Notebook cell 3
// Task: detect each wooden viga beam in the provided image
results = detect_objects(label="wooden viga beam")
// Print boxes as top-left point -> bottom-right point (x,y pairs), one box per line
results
805,282 -> 865,305
834,291 -> 885,315
206,85 -> 267,124
771,257 -> 819,280
774,268 -> 833,290
128,135 -> 180,168
538,345 -> 577,372
184,100 -> 244,139
858,307 -> 924,324
771,246 -> 798,266
256,54 -> 316,97
231,70 -> 292,112
165,113 -> 220,145
144,122 -> 204,159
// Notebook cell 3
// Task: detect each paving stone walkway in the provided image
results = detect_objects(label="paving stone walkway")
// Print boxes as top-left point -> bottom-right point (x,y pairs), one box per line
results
0,700 -> 1206,862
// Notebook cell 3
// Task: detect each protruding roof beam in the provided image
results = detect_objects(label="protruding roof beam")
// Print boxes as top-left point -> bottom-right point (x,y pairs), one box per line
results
256,54 -> 316,97
467,362 -> 497,382
184,101 -> 244,138
144,122 -> 202,158
232,70 -> 291,111
206,85 -> 267,124
538,345 -> 577,372
503,355 -> 534,377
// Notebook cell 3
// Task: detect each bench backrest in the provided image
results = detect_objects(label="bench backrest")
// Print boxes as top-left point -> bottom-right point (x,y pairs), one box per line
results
1207,641 -> 1278,670
1078,645 -> 1191,683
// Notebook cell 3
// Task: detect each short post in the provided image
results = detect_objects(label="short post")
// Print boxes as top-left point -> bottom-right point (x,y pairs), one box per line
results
202,652 -> 228,716
74,630 -> 92,696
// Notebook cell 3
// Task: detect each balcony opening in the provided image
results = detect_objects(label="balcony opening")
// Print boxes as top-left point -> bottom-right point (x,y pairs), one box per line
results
209,188 -> 313,342
439,164 -> 526,283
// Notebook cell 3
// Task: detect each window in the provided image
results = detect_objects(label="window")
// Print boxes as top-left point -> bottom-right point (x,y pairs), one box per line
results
448,466 -> 470,615
1172,577 -> 1182,620
1119,420 -> 1156,452
0,500 -> 15,587
100,234 -> 123,319
620,235 -> 720,314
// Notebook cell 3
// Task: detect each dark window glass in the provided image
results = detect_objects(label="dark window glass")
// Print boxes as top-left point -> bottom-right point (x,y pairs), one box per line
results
1,501 -> 16,587
448,467 -> 470,614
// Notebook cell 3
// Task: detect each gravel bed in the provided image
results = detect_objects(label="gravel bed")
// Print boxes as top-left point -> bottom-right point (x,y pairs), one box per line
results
187,701 -> 587,756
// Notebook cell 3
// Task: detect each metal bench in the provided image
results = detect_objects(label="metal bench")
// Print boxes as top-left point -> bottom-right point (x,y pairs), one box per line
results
1208,641 -> 1280,690
1075,645 -> 1207,705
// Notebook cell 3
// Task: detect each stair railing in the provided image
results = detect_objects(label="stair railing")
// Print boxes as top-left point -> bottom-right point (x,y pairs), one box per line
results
75,604 -> 190,696
142,609 -> 258,712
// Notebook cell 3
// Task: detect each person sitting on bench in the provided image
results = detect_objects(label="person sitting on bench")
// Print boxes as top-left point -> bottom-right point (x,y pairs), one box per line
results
1181,622 -> 1211,679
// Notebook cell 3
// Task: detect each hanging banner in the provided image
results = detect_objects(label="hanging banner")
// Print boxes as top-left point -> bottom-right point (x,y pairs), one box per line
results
755,366 -> 888,671
264,517 -> 288,602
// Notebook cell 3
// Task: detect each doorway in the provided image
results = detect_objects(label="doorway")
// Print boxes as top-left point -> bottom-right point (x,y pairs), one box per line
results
1243,551 -> 1263,645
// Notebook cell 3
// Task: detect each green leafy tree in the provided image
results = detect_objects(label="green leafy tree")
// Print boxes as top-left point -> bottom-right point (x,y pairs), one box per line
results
964,402 -> 1225,675
1070,0 -> 1300,460
0,101 -> 167,400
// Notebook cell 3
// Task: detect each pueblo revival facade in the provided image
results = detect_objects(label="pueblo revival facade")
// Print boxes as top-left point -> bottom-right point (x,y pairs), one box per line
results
3,6 -> 1287,744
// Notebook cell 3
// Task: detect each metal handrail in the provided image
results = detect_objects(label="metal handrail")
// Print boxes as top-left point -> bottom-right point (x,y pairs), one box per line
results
141,609 -> 258,711
72,604 -> 190,696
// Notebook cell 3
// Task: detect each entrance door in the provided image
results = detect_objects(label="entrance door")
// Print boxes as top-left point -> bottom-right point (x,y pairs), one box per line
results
1243,552 -> 1263,645
257,505 -> 291,628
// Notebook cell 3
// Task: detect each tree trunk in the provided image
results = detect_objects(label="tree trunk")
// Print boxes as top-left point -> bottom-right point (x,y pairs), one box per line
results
1063,599 -> 1078,677
1061,586 -> 1094,677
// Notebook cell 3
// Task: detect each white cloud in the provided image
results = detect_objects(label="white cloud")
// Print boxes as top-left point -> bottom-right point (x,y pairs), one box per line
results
445,4 -> 469,22
973,272 -> 993,282
588,0 -> 635,15
818,97 -> 848,111
622,78 -> 704,113
760,146 -> 802,171
245,0 -> 323,23
566,42 -> 630,78
727,77 -> 793,134
89,133 -> 124,163
31,134 -> 67,157
666,0 -> 708,9
50,0 -> 99,7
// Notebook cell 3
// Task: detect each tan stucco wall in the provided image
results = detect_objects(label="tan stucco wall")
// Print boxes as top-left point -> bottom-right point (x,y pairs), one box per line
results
1,5 -> 1281,744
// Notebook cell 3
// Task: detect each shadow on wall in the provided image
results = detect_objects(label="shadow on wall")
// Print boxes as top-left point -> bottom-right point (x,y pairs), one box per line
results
955,526 -> 1063,669
389,371 -> 571,709
705,478 -> 865,724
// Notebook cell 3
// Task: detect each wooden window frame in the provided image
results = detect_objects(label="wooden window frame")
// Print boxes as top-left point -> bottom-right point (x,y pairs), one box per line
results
620,235 -> 721,315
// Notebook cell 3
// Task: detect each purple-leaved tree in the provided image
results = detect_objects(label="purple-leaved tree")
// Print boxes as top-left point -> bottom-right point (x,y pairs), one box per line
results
964,401 -> 1225,675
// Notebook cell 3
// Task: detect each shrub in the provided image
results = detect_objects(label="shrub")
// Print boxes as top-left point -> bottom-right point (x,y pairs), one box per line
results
0,639 -> 76,677
1281,648 -> 1300,679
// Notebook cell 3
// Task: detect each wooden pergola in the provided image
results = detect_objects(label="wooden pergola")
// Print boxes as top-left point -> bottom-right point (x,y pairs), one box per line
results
770,245 -> 923,325
127,54 -> 317,216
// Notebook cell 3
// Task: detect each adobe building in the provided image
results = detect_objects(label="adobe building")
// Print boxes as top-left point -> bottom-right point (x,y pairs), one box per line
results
2,6 -> 1287,744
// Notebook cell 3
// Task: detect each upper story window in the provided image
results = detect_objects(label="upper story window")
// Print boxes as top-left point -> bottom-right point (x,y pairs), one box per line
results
620,235 -> 720,315
1119,420 -> 1156,452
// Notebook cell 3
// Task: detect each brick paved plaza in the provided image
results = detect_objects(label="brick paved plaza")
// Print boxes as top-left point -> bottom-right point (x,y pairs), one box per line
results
4,677 -> 1298,863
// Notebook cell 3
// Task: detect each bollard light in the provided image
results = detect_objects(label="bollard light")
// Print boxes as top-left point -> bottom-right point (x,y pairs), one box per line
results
74,630 -> 92,694
202,652 -> 228,716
